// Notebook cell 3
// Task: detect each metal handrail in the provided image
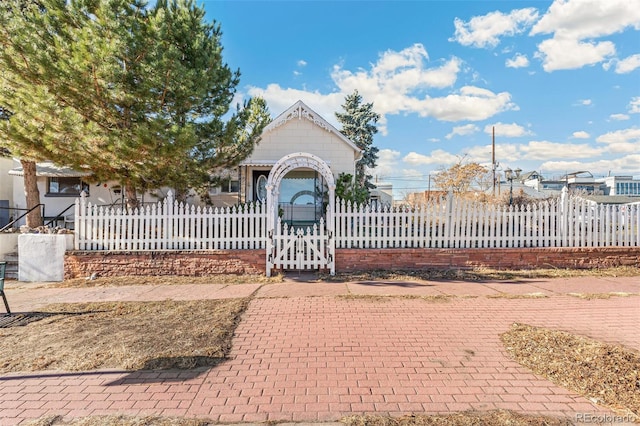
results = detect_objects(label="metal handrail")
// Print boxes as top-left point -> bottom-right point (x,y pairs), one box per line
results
0,204 -> 46,232
44,203 -> 76,227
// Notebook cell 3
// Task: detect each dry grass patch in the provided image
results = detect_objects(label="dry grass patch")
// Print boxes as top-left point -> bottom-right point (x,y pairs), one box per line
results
26,415 -> 212,426
55,274 -> 282,288
567,292 -> 639,300
26,411 -> 574,426
341,411 -> 572,426
337,294 -> 454,303
0,299 -> 248,373
487,292 -> 548,299
501,323 -> 640,419
324,266 -> 640,283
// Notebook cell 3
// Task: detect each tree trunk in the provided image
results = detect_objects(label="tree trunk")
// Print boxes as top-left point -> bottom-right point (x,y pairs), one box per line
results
124,183 -> 140,211
174,186 -> 189,204
21,159 -> 43,228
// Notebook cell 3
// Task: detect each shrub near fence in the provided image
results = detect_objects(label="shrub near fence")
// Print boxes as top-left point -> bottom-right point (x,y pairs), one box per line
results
75,189 -> 640,251
75,192 -> 267,251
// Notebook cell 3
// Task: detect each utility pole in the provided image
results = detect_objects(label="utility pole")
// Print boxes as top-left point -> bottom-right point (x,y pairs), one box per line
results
492,126 -> 497,196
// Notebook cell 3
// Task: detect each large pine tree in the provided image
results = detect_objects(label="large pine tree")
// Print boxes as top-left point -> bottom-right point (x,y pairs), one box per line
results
0,0 -> 270,217
335,90 -> 380,195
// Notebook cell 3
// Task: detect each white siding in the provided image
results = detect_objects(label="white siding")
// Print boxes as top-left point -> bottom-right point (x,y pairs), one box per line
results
248,118 -> 358,177
0,158 -> 13,206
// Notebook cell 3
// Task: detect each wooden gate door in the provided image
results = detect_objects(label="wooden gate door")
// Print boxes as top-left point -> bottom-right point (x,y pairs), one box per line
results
267,217 -> 334,275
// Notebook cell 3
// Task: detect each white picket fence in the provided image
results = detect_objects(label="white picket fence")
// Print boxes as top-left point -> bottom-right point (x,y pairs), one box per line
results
75,190 -> 640,251
335,194 -> 640,249
75,192 -> 267,251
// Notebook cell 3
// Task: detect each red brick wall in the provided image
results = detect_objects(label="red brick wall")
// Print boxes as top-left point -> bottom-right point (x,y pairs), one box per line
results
65,250 -> 265,279
65,247 -> 640,278
336,247 -> 640,271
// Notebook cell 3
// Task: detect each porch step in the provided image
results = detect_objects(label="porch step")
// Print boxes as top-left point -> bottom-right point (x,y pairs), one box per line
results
1,252 -> 18,280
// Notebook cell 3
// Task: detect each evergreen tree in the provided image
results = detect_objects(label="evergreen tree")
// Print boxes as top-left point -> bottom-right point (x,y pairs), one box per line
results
0,0 -> 270,213
335,90 -> 380,194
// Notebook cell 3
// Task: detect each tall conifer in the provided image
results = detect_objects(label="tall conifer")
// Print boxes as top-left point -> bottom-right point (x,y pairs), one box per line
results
0,0 -> 269,214
335,90 -> 380,194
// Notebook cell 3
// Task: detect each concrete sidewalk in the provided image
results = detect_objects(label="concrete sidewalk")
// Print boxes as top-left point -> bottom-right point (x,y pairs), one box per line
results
1,274 -> 639,425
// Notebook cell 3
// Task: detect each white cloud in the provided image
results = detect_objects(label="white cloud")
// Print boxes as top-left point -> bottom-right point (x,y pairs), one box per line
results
450,8 -> 539,48
505,53 -> 530,68
609,113 -> 630,121
596,127 -> 640,153
530,0 -> 640,40
465,143 -> 519,164
484,122 -> 532,137
629,97 -> 640,114
332,44 -> 461,95
247,84 -> 345,127
445,124 -> 479,140
534,38 -> 616,72
427,138 -> 441,143
578,99 -> 592,106
249,44 -> 518,136
409,86 -> 518,122
297,60 -> 307,67
519,140 -> 604,160
530,0 -> 640,72
371,149 -> 402,179
614,54 -> 640,73
571,131 -> 590,139
403,150 -> 459,166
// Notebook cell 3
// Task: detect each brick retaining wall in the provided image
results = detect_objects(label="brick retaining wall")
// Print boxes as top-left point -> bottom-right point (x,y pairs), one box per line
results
65,247 -> 640,278
336,247 -> 640,271
65,250 -> 265,279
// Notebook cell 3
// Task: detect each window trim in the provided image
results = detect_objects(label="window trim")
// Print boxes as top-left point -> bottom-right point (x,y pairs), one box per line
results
45,177 -> 90,197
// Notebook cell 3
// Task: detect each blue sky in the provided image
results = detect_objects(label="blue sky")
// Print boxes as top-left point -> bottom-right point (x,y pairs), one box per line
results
203,0 -> 640,195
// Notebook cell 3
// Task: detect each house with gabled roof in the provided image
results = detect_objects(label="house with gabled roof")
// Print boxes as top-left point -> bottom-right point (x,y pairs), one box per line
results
210,100 -> 365,224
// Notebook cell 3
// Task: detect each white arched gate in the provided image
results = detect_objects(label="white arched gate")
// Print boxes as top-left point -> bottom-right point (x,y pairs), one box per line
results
265,152 -> 335,276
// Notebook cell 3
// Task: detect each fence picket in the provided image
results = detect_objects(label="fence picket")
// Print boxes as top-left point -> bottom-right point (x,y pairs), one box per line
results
74,193 -> 639,252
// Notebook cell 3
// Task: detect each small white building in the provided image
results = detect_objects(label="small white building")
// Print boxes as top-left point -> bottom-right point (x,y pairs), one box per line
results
210,100 -> 365,224
598,175 -> 640,196
6,160 -> 124,228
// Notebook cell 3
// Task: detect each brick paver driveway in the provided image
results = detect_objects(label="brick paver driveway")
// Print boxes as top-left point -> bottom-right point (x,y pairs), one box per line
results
0,278 -> 639,424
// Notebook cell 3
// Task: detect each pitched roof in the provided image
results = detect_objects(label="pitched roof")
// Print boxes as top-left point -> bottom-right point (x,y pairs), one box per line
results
263,100 -> 362,155
8,161 -> 91,178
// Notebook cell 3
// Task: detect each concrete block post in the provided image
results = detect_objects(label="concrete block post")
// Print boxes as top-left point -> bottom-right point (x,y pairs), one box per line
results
18,234 -> 67,282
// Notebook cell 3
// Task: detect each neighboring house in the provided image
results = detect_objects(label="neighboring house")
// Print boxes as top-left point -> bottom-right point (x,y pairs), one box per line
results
598,175 -> 640,196
523,171 -> 640,199
0,157 -> 14,228
7,160 -> 117,228
369,183 -> 393,207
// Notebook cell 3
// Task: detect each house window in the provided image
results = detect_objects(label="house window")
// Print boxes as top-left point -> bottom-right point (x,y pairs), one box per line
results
47,177 -> 89,196
220,178 -> 239,193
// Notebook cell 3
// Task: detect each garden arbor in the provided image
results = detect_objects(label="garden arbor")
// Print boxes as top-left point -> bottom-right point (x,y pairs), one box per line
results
265,152 -> 336,276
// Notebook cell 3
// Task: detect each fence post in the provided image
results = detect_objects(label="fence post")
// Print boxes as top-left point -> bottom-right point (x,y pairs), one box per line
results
75,192 -> 86,250
444,191 -> 454,248
560,187 -> 569,246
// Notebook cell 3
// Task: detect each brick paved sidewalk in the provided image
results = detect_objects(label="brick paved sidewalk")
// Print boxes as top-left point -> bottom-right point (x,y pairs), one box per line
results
0,277 -> 639,425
